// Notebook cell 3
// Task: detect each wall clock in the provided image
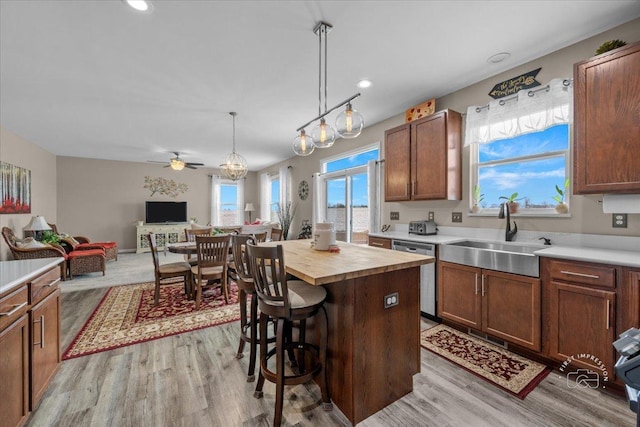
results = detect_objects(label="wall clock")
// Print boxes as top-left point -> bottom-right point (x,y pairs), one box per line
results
298,180 -> 309,200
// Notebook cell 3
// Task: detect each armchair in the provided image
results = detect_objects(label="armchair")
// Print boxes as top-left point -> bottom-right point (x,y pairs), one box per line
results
48,223 -> 118,261
2,226 -> 68,280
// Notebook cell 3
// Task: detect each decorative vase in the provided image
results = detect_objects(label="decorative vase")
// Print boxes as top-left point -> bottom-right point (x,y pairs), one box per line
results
508,202 -> 519,214
471,204 -> 480,213
137,220 -> 144,226
555,203 -> 569,214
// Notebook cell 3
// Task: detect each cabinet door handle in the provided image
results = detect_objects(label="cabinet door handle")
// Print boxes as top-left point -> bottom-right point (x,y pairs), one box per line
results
560,270 -> 599,279
0,301 -> 28,317
371,242 -> 383,247
474,273 -> 479,295
33,315 -> 45,349
406,183 -> 410,197
605,300 -> 610,330
481,274 -> 486,296
412,181 -> 416,196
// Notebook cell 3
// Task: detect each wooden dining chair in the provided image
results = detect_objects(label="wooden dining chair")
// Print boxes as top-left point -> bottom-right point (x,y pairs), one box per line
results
270,227 -> 283,241
184,227 -> 212,265
191,234 -> 231,309
147,233 -> 192,306
247,243 -> 332,425
252,232 -> 267,243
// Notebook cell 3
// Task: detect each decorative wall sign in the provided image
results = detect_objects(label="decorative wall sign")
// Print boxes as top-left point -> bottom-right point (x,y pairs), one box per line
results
405,98 -> 435,122
0,162 -> 31,214
489,68 -> 541,99
144,176 -> 188,198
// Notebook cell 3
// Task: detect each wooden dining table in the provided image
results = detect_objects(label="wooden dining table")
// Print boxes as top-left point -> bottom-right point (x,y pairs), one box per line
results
262,239 -> 434,425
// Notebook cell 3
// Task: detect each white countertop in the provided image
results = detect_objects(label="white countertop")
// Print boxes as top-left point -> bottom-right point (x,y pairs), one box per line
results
0,258 -> 63,296
369,227 -> 640,268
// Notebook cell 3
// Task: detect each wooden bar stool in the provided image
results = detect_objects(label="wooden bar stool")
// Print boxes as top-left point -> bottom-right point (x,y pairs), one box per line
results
247,243 -> 332,426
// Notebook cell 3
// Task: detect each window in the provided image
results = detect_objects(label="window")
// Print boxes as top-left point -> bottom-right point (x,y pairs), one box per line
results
473,124 -> 569,212
270,176 -> 280,222
466,78 -> 573,215
315,145 -> 380,244
220,183 -> 238,226
211,176 -> 244,226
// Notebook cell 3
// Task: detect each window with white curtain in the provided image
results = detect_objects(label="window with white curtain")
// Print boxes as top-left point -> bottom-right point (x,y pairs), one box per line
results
210,176 -> 244,226
259,165 -> 291,223
465,78 -> 572,215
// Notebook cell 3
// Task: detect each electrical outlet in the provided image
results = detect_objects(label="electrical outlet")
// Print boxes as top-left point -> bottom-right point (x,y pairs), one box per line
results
428,211 -> 434,221
612,213 -> 628,228
390,211 -> 400,220
452,212 -> 463,223
384,292 -> 399,308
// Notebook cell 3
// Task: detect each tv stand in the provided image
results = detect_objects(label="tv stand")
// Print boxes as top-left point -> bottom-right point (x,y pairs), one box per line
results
136,223 -> 188,253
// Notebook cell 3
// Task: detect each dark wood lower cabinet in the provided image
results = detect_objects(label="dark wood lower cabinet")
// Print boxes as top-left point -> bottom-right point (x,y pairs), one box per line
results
547,281 -> 615,379
30,288 -> 61,409
438,261 -> 541,351
0,314 -> 30,427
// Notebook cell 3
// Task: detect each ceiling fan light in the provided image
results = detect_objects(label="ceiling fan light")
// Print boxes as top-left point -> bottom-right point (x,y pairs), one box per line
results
336,103 -> 364,139
170,158 -> 185,170
311,118 -> 336,148
292,130 -> 315,156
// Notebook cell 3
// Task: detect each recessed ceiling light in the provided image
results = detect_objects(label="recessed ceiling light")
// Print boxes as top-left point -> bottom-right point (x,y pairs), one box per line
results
357,79 -> 372,89
487,52 -> 511,64
124,0 -> 152,12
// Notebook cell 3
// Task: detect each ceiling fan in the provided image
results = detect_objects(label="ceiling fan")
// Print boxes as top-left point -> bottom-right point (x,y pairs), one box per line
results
147,152 -> 204,170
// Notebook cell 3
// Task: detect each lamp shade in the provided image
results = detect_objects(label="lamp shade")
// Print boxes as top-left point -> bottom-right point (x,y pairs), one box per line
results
24,216 -> 52,231
244,203 -> 255,212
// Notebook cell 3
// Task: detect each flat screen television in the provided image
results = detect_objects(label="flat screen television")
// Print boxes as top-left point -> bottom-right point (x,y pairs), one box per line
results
145,201 -> 187,224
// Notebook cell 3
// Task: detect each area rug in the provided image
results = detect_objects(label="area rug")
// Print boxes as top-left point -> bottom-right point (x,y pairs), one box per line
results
63,280 -> 241,360
420,324 -> 550,399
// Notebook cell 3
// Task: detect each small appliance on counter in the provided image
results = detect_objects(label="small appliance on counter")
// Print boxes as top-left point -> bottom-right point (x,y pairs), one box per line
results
614,328 -> 640,425
312,222 -> 336,251
408,220 -> 437,236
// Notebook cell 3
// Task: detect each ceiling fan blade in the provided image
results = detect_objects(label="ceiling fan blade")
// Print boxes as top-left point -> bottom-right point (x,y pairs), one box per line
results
185,162 -> 204,166
185,164 -> 198,169
147,160 -> 168,164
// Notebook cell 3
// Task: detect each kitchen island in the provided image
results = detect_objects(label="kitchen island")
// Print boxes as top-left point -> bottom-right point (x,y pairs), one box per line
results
262,239 -> 434,425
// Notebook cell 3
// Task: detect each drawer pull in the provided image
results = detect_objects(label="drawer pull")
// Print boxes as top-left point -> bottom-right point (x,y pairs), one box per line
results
560,270 -> 600,279
371,242 -> 383,247
46,278 -> 61,287
0,302 -> 28,317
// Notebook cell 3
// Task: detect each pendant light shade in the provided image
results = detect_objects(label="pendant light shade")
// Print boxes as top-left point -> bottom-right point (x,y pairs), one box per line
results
220,112 -> 248,181
292,129 -> 315,156
335,102 -> 364,139
311,118 -> 336,148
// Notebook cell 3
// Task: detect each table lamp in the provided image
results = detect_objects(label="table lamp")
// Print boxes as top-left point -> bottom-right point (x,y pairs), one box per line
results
245,203 -> 255,223
24,215 -> 52,240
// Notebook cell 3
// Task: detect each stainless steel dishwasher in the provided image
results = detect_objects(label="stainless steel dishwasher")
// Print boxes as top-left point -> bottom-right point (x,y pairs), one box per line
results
392,240 -> 437,319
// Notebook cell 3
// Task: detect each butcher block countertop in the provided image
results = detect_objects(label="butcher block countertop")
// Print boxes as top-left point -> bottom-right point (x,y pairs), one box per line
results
262,239 -> 433,286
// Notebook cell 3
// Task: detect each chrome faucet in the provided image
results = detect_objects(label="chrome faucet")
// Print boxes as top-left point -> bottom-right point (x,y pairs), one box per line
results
498,202 -> 518,241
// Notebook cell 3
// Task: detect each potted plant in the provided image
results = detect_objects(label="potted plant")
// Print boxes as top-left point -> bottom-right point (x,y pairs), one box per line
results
276,201 -> 297,240
471,184 -> 484,213
553,178 -> 570,214
499,192 -> 520,214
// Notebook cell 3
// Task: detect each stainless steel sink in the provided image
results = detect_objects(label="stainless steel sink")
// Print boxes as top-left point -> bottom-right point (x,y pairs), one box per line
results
439,240 -> 542,277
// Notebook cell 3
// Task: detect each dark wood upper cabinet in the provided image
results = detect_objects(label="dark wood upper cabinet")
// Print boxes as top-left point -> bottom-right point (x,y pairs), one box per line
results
384,109 -> 462,201
573,42 -> 640,194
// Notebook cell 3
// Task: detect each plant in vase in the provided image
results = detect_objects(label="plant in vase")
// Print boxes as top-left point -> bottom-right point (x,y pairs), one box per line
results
499,192 -> 521,214
276,201 -> 297,240
471,184 -> 485,213
553,178 -> 570,214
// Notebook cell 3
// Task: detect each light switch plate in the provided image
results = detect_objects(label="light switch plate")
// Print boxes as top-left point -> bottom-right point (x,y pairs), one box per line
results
613,213 -> 628,228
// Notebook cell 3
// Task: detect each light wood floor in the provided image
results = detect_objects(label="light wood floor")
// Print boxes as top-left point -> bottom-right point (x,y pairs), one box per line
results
26,287 -> 635,427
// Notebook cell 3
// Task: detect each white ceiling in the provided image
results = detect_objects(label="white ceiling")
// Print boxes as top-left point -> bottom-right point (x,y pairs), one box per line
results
2,0 -> 639,171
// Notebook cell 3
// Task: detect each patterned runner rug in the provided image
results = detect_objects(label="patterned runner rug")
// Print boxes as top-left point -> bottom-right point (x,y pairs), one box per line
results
63,280 -> 241,359
421,324 -> 550,399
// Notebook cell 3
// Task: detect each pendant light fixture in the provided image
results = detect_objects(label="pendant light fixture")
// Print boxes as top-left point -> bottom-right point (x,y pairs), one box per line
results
220,112 -> 248,181
293,22 -> 364,156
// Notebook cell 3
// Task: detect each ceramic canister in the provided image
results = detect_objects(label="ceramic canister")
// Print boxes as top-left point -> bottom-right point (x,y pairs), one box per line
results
313,222 -> 336,251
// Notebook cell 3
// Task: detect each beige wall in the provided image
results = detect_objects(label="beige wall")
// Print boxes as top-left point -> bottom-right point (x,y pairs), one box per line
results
0,127 -> 58,260
259,18 -> 640,238
55,157 -> 259,251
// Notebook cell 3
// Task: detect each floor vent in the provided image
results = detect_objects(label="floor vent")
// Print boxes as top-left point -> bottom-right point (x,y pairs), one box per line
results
467,328 -> 507,349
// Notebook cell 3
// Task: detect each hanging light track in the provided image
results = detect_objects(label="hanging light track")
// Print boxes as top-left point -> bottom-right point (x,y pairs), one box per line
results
293,22 -> 364,157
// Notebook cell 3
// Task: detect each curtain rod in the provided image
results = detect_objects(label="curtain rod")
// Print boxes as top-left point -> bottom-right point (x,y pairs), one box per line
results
474,78 -> 572,113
